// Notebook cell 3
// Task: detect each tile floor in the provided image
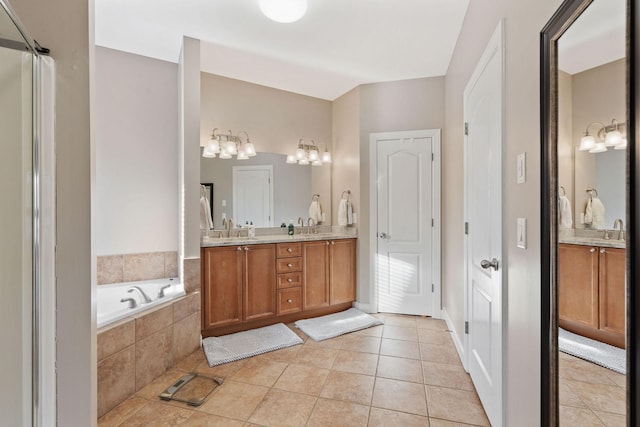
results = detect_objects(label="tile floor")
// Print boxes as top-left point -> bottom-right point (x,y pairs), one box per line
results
98,313 -> 490,426
558,351 -> 626,426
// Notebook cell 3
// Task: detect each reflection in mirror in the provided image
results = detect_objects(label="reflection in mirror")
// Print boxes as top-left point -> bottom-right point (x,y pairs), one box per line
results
555,0 -> 628,424
201,152 -> 330,229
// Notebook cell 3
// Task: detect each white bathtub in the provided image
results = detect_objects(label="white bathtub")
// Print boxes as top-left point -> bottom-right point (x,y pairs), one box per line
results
97,278 -> 185,329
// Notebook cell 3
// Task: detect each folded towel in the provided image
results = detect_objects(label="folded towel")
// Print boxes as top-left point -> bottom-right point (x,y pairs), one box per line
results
558,195 -> 572,229
200,196 -> 213,230
584,198 -> 593,225
346,201 -> 353,225
308,200 -> 323,224
591,197 -> 605,229
338,199 -> 348,226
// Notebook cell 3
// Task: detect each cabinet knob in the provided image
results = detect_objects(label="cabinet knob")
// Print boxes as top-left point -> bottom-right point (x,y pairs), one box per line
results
287,278 -> 293,283
330,241 -> 335,245
590,248 -> 596,253
244,246 -> 249,251
237,247 -> 243,251
287,263 -> 293,267
600,248 -> 606,254
287,299 -> 293,303
326,241 -> 330,245
287,248 -> 293,253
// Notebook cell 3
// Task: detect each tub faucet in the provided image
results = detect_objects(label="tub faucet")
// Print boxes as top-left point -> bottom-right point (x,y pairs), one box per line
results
613,218 -> 625,241
127,286 -> 152,304
120,297 -> 137,309
157,284 -> 171,299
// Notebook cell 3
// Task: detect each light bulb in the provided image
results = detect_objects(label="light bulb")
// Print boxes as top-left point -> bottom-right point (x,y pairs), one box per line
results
295,147 -> 306,160
605,130 -> 622,147
259,0 -> 307,23
225,140 -> 237,155
579,135 -> 595,151
244,141 -> 256,157
321,149 -> 332,163
202,146 -> 217,158
308,148 -> 319,161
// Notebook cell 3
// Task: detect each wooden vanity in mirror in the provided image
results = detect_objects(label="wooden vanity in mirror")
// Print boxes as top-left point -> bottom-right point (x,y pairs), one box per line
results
200,236 -> 356,337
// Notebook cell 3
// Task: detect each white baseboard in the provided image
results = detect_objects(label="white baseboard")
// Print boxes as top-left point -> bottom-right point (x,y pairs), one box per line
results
353,301 -> 375,313
441,308 -> 468,371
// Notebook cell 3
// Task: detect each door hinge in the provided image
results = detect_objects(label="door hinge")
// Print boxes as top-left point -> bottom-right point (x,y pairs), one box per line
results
431,152 -> 434,161
432,218 -> 434,227
464,122 -> 469,136
431,283 -> 434,292
465,321 -> 469,334
464,222 -> 469,235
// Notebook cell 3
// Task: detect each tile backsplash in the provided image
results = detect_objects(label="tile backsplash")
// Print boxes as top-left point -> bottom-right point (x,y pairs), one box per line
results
98,251 -> 179,285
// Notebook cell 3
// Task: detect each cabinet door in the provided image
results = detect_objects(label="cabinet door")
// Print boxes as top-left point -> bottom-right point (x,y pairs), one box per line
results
599,247 -> 626,337
303,241 -> 330,309
244,244 -> 277,321
202,246 -> 243,329
329,239 -> 356,305
558,244 -> 599,329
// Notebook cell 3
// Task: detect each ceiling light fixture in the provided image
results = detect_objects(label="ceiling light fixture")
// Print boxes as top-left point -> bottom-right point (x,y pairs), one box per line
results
202,129 -> 257,159
286,139 -> 331,166
259,0 -> 307,23
578,119 -> 626,153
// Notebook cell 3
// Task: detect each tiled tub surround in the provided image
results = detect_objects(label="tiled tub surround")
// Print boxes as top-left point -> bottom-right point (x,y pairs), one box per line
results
97,292 -> 201,418
97,251 -> 179,285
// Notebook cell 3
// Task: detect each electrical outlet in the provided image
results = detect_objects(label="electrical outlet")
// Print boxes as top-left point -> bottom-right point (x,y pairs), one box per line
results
517,218 -> 527,249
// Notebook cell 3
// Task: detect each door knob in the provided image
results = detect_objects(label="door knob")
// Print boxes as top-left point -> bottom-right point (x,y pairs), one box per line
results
480,258 -> 499,271
379,232 -> 390,239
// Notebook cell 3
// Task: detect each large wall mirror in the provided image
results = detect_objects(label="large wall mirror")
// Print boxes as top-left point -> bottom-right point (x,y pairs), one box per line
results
541,0 -> 639,425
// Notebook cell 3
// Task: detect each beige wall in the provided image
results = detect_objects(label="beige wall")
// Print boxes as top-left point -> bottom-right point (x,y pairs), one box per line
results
13,0 -> 95,425
558,70 -> 574,215
442,0 -> 563,423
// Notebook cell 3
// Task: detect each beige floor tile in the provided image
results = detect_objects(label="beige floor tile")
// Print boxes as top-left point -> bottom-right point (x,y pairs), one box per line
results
198,381 -> 269,421
306,398 -> 370,427
428,418 -> 476,427
174,349 -> 206,372
380,338 -> 421,360
354,324 -> 384,338
98,397 -> 147,427
119,401 -> 195,426
382,314 -> 417,328
560,380 -> 587,408
256,344 -> 302,363
368,407 -> 429,427
566,380 -> 626,414
594,410 -> 627,427
302,335 -> 345,349
182,412 -> 245,427
422,362 -> 474,391
248,388 -> 316,427
194,358 -> 248,378
273,364 -> 329,395
560,357 -> 617,386
605,371 -> 627,389
371,377 -> 427,416
292,346 -> 339,369
419,342 -> 462,366
332,350 -> 379,376
320,370 -> 375,405
340,334 -> 381,354
230,358 -> 287,387
377,355 -> 423,383
416,317 -> 447,330
417,329 -> 454,346
426,386 -> 489,426
559,405 -> 605,426
382,325 -> 419,341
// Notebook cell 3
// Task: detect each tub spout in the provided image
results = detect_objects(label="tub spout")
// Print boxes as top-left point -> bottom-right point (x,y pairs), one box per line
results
120,297 -> 137,309
127,286 -> 153,304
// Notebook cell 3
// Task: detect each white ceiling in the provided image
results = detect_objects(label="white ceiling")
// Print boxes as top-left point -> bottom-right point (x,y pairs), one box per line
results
95,0 -> 470,100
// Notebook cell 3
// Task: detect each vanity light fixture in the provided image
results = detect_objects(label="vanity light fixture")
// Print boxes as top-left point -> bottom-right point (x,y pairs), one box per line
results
578,119 -> 627,153
287,139 -> 331,166
202,129 -> 257,159
259,0 -> 307,23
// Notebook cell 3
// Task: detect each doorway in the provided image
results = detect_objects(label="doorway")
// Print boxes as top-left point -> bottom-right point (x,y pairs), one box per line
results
370,129 -> 441,317
232,165 -> 274,227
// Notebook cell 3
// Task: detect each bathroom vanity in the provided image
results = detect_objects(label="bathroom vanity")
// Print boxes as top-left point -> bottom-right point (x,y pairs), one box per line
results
558,234 -> 626,349
200,233 -> 356,337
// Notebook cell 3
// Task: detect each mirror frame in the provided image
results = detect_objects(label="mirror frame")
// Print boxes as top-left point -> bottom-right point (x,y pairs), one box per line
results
541,0 -> 638,425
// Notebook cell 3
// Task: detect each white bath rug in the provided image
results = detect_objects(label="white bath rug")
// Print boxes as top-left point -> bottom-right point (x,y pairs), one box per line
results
294,308 -> 383,341
559,328 -> 626,374
202,323 -> 303,367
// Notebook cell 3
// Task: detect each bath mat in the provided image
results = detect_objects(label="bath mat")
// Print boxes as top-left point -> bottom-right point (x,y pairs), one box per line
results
294,308 -> 383,341
202,323 -> 303,367
559,328 -> 626,374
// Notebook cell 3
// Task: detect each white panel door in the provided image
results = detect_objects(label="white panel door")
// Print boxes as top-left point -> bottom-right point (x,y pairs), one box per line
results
232,165 -> 274,227
464,21 -> 504,427
376,132 -> 435,316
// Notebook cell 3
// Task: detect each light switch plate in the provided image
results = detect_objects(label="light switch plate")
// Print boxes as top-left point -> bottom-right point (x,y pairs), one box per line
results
517,218 -> 527,249
517,153 -> 526,184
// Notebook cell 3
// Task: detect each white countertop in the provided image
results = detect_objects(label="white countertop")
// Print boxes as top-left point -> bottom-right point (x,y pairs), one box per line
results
558,235 -> 626,249
201,232 -> 356,247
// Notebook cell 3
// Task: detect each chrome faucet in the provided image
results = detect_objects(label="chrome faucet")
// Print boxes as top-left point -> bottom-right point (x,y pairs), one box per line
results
120,297 -> 137,309
613,218 -> 625,241
157,284 -> 171,298
307,218 -> 316,234
127,286 -> 152,304
298,217 -> 305,234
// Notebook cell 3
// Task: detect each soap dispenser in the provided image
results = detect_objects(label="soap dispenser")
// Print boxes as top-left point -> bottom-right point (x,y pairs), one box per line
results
287,223 -> 294,236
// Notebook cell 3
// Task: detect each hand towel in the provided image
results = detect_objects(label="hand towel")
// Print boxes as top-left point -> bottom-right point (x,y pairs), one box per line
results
558,195 -> 573,229
591,197 -> 605,229
346,201 -> 353,225
338,199 -> 348,226
584,198 -> 593,225
308,200 -> 323,224
200,196 -> 213,230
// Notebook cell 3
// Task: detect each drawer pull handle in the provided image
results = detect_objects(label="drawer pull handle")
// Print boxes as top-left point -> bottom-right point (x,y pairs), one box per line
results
331,241 -> 335,245
237,247 -> 242,251
600,248 -> 606,254
287,248 -> 293,253
287,299 -> 293,303
287,263 -> 293,267
244,247 -> 249,251
326,241 -> 330,245
590,248 -> 596,253
287,278 -> 293,282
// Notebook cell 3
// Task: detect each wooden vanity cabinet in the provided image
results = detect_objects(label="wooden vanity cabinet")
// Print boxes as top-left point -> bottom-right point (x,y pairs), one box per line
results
201,244 -> 276,330
303,239 -> 356,309
329,239 -> 357,304
558,243 -> 626,348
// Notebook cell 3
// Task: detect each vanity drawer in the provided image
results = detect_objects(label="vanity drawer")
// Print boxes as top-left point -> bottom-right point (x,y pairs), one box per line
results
276,257 -> 302,273
277,287 -> 302,315
277,272 -> 302,289
276,243 -> 302,258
